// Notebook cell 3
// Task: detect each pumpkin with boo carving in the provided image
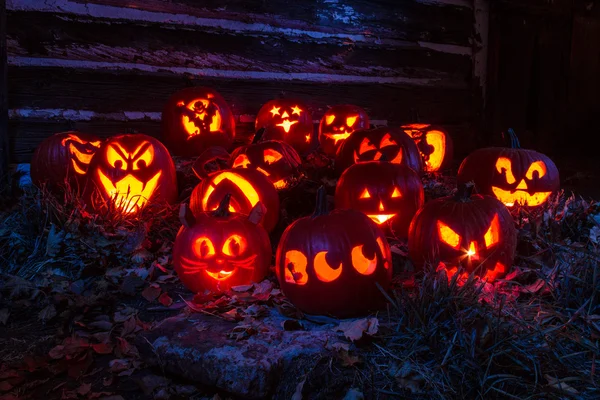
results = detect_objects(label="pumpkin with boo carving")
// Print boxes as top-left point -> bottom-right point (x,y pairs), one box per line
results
85,134 -> 177,214
408,185 -> 517,282
173,196 -> 271,293
276,187 -> 392,317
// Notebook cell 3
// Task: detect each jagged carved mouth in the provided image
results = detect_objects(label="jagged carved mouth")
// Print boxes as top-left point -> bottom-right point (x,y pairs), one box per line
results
491,187 -> 551,207
97,170 -> 161,213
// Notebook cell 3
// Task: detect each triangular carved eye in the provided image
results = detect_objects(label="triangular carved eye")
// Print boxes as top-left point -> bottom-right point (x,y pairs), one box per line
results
232,154 -> 251,169
380,133 -> 397,148
437,221 -> 461,249
358,138 -> 377,155
346,116 -> 358,127
359,188 -> 371,199
325,114 -> 335,125
391,187 -> 401,198
484,214 -> 501,248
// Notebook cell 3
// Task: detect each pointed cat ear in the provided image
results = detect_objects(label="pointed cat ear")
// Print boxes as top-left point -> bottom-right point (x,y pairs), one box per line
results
179,203 -> 196,228
248,201 -> 267,225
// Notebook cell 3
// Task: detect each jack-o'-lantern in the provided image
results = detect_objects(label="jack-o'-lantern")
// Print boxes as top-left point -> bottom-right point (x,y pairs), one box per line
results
31,131 -> 102,191
255,99 -> 313,154
276,187 -> 392,317
335,127 -> 422,175
457,130 -> 559,208
335,161 -> 424,239
230,138 -> 302,190
85,134 -> 177,214
402,123 -> 453,172
408,184 -> 517,282
318,105 -> 369,156
173,195 -> 271,293
192,146 -> 231,179
189,168 -> 279,232
161,87 -> 236,157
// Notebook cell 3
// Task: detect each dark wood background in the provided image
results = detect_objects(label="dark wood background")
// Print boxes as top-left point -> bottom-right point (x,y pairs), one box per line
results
4,0 -> 480,163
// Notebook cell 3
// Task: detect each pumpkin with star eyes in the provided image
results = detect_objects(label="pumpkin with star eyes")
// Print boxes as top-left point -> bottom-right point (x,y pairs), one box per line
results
230,139 -> 302,190
85,134 -> 177,215
402,123 -> 453,172
457,130 -> 559,208
408,184 -> 517,282
318,105 -> 369,156
255,99 -> 314,154
335,161 -> 424,239
173,195 -> 271,293
189,168 -> 280,232
31,131 -> 103,191
161,87 -> 236,157
276,187 -> 392,317
335,127 -> 422,175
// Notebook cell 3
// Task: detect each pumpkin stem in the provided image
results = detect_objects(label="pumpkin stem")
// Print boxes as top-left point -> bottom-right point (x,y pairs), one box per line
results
213,194 -> 233,217
252,127 -> 266,144
506,128 -> 521,149
454,182 -> 475,202
312,186 -> 329,217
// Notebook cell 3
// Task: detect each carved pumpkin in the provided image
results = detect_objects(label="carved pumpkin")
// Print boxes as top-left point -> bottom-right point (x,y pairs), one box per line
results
408,184 -> 517,282
402,123 -> 453,172
276,187 -> 392,317
31,131 -> 102,191
173,195 -> 271,293
192,146 -> 231,180
335,161 -> 424,239
335,127 -> 423,175
457,130 -> 559,208
161,87 -> 236,157
255,99 -> 313,154
230,138 -> 302,190
85,134 -> 177,214
318,105 -> 369,156
189,168 -> 279,232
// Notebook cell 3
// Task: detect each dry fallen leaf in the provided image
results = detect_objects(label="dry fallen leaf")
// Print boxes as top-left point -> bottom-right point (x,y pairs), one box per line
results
337,318 -> 379,342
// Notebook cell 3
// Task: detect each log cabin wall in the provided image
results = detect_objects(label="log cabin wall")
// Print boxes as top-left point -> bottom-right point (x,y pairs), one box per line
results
5,0 -> 480,164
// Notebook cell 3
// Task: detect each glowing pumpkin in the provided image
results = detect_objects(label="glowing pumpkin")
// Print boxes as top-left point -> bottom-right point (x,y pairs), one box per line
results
173,195 -> 271,293
230,139 -> 302,190
402,123 -> 453,172
276,187 -> 392,317
192,146 -> 231,179
335,161 -> 424,239
161,87 -> 236,157
335,127 -> 422,175
85,134 -> 177,214
255,99 -> 313,154
408,184 -> 517,282
189,168 -> 280,232
457,130 -> 559,208
318,105 -> 369,156
31,131 -> 102,191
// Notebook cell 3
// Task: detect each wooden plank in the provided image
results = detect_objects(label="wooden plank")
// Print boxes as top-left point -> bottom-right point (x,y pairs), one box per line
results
0,0 -> 7,178
566,14 -> 600,157
5,11 -> 472,81
7,66 -> 474,122
9,118 -> 475,163
7,0 -> 475,47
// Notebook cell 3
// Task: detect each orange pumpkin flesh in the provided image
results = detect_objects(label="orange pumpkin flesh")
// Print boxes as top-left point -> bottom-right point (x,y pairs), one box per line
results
457,130 -> 559,208
85,134 -> 177,215
173,195 -> 271,293
161,87 -> 236,157
408,184 -> 517,282
31,131 -> 102,191
189,168 -> 280,232
276,187 -> 392,318
318,105 -> 369,156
